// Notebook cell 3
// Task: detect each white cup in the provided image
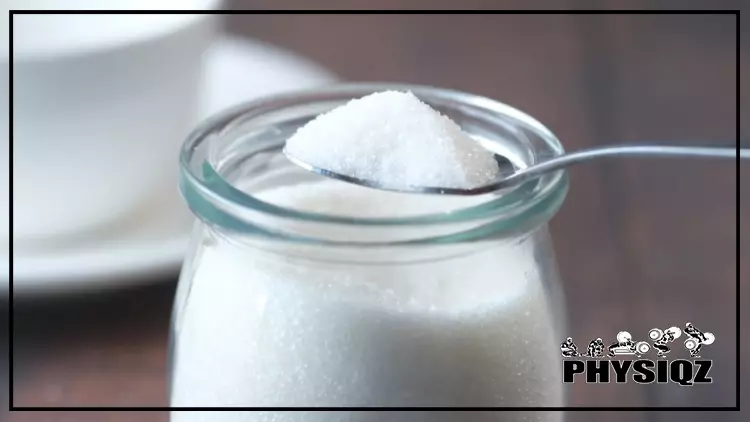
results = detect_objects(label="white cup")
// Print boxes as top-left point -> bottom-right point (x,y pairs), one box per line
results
3,0 -> 221,244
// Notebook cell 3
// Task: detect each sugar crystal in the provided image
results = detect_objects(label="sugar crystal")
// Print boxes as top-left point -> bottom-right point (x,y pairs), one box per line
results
284,91 -> 500,189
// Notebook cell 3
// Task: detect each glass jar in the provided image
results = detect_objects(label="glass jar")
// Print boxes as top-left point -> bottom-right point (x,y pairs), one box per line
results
169,84 -> 569,422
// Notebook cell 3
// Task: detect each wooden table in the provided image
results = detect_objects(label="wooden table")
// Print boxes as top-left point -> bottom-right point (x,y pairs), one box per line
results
5,6 -> 746,422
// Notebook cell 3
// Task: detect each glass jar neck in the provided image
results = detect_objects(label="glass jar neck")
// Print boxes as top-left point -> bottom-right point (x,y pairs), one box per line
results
179,83 -> 569,247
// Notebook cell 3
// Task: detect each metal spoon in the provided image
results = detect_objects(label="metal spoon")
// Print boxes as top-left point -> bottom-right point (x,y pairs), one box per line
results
284,144 -> 746,196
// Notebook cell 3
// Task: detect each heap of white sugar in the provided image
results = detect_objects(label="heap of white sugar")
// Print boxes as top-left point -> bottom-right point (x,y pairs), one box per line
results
284,91 -> 500,189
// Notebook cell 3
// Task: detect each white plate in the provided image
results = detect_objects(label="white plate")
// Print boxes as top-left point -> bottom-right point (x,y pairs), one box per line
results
3,35 -> 338,296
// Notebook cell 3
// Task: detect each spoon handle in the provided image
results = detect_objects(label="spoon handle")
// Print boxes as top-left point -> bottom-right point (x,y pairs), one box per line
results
506,144 -> 746,186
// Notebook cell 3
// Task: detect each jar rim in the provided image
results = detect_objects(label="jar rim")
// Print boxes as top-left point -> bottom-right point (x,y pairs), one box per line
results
179,83 -> 569,243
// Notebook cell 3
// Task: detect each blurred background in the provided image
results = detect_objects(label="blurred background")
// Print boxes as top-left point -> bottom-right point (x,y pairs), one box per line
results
2,1 -> 746,422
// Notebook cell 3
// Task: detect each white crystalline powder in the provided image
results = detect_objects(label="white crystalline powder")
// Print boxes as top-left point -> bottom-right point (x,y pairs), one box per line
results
170,181 -> 563,422
284,91 -> 501,189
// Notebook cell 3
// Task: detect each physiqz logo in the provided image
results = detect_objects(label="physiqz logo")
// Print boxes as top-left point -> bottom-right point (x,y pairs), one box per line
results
561,323 -> 715,386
